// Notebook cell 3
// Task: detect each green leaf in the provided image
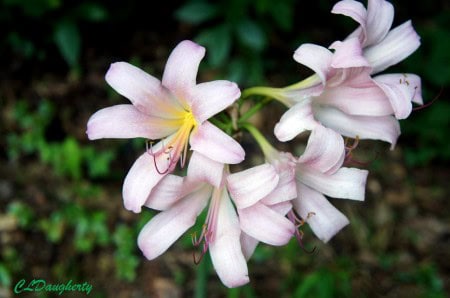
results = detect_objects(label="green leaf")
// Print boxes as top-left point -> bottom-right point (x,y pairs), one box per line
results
0,264 -> 12,287
75,2 -> 108,22
62,137 -> 82,180
195,25 -> 231,67
235,19 -> 267,51
174,2 -> 219,24
271,0 -> 294,31
54,20 -> 81,67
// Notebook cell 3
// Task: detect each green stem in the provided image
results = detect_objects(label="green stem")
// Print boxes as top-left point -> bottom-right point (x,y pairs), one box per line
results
194,255 -> 209,298
238,97 -> 272,124
242,86 -> 284,100
241,123 -> 277,159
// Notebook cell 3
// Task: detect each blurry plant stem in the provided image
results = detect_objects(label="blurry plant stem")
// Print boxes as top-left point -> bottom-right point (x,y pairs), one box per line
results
241,74 -> 320,106
241,123 -> 277,160
194,254 -> 209,298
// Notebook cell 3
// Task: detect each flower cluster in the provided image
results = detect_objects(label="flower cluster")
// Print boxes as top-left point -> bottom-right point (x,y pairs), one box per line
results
87,0 -> 422,288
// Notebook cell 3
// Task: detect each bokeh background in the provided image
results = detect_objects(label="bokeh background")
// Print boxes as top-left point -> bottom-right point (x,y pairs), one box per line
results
1,0 -> 449,297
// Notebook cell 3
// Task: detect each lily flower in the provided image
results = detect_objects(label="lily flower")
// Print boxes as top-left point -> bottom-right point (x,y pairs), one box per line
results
274,37 -> 421,147
138,160 -> 249,288
331,0 -> 421,74
227,125 -> 368,256
244,0 -> 422,148
294,125 -> 368,242
86,40 -> 245,213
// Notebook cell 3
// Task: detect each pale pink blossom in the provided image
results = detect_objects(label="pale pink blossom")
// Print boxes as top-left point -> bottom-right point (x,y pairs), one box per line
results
256,0 -> 422,147
227,125 -> 368,251
332,0 -> 421,74
274,35 -> 421,147
138,160 -> 249,288
294,126 -> 368,242
86,40 -> 244,213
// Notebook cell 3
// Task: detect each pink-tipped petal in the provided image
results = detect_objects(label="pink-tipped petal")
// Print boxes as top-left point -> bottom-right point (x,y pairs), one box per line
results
138,185 -> 211,260
298,126 -> 346,174
293,44 -> 333,84
239,202 -> 295,246
317,79 -> 395,117
374,73 -> 423,111
190,80 -> 241,123
330,38 -> 370,69
240,232 -> 259,261
86,104 -> 179,140
144,174 -> 184,211
297,166 -> 368,201
332,0 -> 367,40
274,100 -> 319,142
365,0 -> 394,46
227,164 -> 279,209
105,62 -> 181,117
293,183 -> 350,242
260,171 -> 297,205
162,40 -> 205,99
209,188 -> 249,288
122,141 -> 176,213
313,105 -> 401,148
365,21 -> 421,74
372,75 -> 417,119
187,151 -> 224,188
190,121 -> 245,164
270,201 -> 293,215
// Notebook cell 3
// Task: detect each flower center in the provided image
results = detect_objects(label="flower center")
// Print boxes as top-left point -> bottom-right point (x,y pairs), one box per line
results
147,110 -> 198,174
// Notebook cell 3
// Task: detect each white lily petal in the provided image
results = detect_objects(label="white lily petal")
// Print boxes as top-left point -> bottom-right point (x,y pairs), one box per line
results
260,172 -> 297,205
365,0 -> 394,46
187,151 -> 224,188
332,0 -> 367,40
105,62 -> 182,117
374,73 -> 423,111
313,105 -> 401,148
293,43 -> 333,84
138,185 -> 211,260
86,104 -> 179,140
190,80 -> 241,124
144,174 -> 184,211
365,21 -> 421,74
372,76 -> 415,120
298,126 -> 345,174
239,202 -> 295,246
329,38 -> 370,69
227,164 -> 279,209
297,166 -> 368,201
317,80 -> 395,117
190,121 -> 245,164
162,40 -> 205,100
209,187 -> 249,288
240,232 -> 259,261
274,99 -> 319,142
293,183 -> 350,242
122,141 -> 176,213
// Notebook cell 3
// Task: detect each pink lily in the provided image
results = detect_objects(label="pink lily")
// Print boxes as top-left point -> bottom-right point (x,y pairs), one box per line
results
227,125 -> 297,249
331,0 -> 421,74
228,125 -> 367,252
274,36 -> 421,147
294,125 -> 368,242
138,159 -> 249,288
86,40 -> 245,213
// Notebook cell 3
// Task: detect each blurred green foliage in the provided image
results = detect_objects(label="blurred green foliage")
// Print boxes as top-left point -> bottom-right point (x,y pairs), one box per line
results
7,99 -> 115,180
1,0 -> 108,69
175,0 -> 295,85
